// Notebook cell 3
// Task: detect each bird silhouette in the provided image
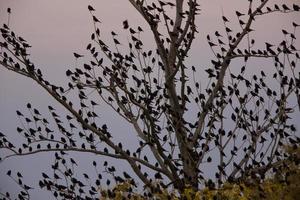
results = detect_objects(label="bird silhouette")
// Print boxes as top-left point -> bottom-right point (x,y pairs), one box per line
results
123,20 -> 129,29
235,11 -> 244,17
138,26 -> 143,32
73,53 -> 83,59
88,5 -> 95,12
92,16 -> 101,23
222,16 -> 229,23
282,4 -> 290,11
293,22 -> 299,27
293,4 -> 300,11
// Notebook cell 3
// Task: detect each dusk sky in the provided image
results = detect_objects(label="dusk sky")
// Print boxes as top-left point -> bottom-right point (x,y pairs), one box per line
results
0,0 -> 299,199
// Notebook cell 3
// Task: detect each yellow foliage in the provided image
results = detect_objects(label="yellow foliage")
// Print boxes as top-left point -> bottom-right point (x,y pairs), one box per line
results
183,187 -> 196,200
98,149 -> 299,200
99,176 -> 300,200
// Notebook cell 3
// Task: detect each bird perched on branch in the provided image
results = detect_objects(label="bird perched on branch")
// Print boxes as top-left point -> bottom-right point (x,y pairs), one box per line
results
88,5 -> 95,12
73,53 -> 83,59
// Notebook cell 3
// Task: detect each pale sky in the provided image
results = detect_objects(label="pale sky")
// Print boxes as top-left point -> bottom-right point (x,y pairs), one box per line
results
0,0 -> 299,199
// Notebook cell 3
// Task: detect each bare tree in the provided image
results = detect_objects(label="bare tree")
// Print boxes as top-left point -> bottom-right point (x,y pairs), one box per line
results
0,0 -> 300,199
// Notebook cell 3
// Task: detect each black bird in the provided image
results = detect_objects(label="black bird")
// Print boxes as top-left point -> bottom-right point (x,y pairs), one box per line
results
123,20 -> 129,29
42,172 -> 49,179
16,110 -> 23,116
282,29 -> 288,35
138,26 -> 143,32
207,34 -> 211,41
293,4 -> 300,11
88,5 -> 95,11
113,38 -> 121,45
129,28 -> 136,34
293,22 -> 299,27
26,63 -> 35,74
265,42 -> 274,49
92,16 -> 101,23
239,20 -> 245,26
235,11 -> 244,17
154,172 -> 162,179
24,185 -> 33,190
207,156 -> 212,162
215,31 -> 222,37
17,172 -> 23,178
123,172 -> 131,179
208,41 -> 217,47
265,42 -> 276,55
282,4 -> 290,11
222,16 -> 229,22
73,53 -> 83,59
225,27 -> 232,33
266,7 -> 272,12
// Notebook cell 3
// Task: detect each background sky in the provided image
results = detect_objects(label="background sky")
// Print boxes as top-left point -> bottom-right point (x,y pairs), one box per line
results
0,0 -> 299,199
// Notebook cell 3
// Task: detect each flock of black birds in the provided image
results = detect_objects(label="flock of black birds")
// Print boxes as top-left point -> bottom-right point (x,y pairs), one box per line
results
0,0 -> 300,199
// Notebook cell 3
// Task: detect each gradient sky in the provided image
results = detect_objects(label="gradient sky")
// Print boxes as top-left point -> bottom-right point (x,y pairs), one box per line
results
0,0 -> 299,199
